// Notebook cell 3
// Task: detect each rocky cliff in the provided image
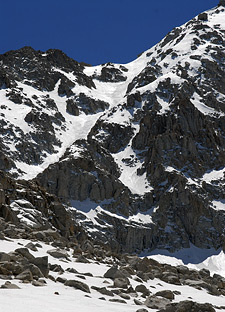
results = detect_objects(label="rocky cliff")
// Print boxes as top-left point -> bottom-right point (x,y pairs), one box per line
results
0,2 -> 225,254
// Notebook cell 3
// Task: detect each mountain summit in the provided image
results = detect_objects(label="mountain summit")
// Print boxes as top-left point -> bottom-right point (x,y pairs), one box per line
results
0,3 -> 225,255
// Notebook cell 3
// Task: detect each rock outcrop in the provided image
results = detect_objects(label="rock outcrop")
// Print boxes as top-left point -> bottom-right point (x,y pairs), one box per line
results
0,4 -> 225,254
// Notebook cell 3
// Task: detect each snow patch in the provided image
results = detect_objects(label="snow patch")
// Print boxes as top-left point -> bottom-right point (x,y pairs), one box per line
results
143,243 -> 222,266
202,167 -> 225,183
112,129 -> 153,196
211,199 -> 225,211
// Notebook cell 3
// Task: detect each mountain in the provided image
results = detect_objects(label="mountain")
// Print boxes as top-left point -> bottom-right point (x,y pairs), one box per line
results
0,1 -> 225,258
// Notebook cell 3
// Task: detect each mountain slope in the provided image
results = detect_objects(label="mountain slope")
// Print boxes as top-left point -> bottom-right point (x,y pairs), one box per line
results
0,2 -> 225,254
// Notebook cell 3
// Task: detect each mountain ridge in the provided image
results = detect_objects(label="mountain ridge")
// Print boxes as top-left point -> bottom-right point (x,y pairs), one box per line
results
0,3 -> 225,255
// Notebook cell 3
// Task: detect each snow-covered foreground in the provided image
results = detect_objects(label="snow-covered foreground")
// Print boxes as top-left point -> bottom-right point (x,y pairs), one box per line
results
0,239 -> 225,312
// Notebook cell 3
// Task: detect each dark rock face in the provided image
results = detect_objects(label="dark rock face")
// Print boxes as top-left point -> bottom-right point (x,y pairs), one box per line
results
0,47 -> 103,176
1,5 -> 225,255
36,139 -> 129,205
88,118 -> 134,153
73,93 -> 109,114
0,170 -> 81,240
127,65 -> 160,93
94,63 -> 127,82
0,47 -> 94,91
66,99 -> 79,116
198,13 -> 208,21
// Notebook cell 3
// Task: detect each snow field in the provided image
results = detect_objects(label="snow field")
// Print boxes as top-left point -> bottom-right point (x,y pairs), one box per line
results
0,239 -> 225,312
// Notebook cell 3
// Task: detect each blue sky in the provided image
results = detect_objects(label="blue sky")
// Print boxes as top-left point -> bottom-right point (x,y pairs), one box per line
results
2,0 -> 218,65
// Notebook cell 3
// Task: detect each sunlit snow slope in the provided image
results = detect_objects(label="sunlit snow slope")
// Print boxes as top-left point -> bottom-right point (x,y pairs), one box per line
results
1,3 -> 225,254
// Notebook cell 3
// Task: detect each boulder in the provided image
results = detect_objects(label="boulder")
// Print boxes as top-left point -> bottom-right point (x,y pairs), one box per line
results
15,248 -> 34,261
91,286 -> 114,296
81,240 -> 95,254
135,257 -> 152,273
108,298 -> 127,304
134,298 -> 143,306
137,271 -> 154,282
76,274 -> 86,280
135,284 -> 150,296
0,274 -> 12,280
81,272 -> 93,277
213,274 -> 225,289
161,272 -> 181,285
41,229 -> 61,240
0,265 -> 11,276
144,295 -> 171,309
0,281 -> 20,289
56,276 -> 67,284
75,255 -> 90,263
198,13 -> 208,21
199,268 -> 210,278
32,231 -> 46,240
127,285 -> 136,294
51,240 -> 67,249
16,269 -> 33,282
183,279 -> 209,289
120,265 -> 135,276
25,242 -> 38,252
119,293 -> 130,300
155,290 -> 175,300
66,267 -> 78,274
31,256 -> 49,277
47,248 -> 69,259
64,279 -> 90,293
158,300 -> 216,312
32,280 -> 46,287
99,297 -> 106,301
0,262 -> 23,275
0,252 -> 11,262
48,274 -> 56,282
25,264 -> 44,279
104,265 -> 126,279
176,265 -> 189,275
113,277 -> 130,288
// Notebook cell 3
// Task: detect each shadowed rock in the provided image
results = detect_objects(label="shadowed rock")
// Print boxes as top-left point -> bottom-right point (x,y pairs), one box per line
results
64,279 -> 90,293
0,281 -> 20,289
104,266 -> 126,279
158,300 -> 216,312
